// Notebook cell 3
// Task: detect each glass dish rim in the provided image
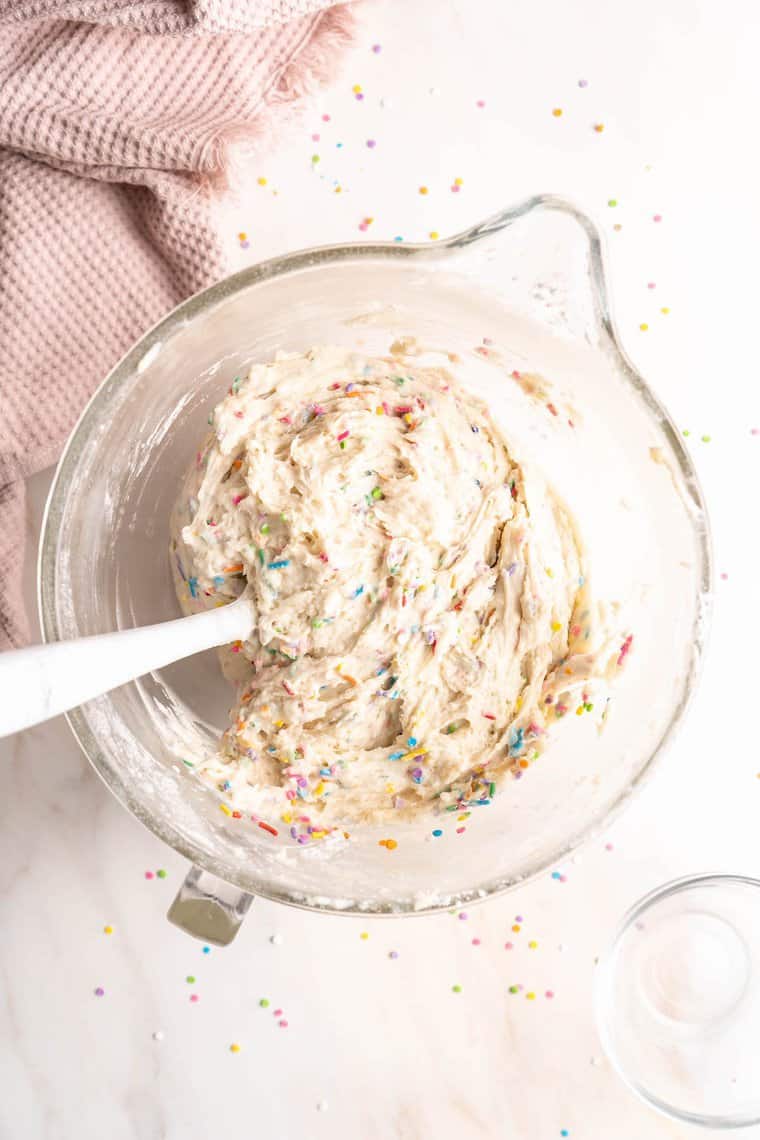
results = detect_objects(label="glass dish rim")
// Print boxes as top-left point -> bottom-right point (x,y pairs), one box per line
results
37,194 -> 714,917
594,872 -> 760,1129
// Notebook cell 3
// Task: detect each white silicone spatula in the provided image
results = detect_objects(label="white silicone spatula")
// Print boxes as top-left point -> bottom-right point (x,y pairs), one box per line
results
0,596 -> 255,739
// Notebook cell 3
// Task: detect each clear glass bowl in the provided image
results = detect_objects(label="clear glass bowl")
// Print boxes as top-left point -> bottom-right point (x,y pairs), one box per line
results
38,196 -> 711,931
595,875 -> 760,1129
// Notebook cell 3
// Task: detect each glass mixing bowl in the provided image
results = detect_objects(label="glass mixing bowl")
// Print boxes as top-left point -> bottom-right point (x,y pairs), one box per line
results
38,196 -> 711,942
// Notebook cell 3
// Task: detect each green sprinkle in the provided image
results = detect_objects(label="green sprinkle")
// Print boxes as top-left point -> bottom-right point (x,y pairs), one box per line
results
257,548 -> 265,565
452,984 -> 462,993
312,618 -> 324,629
339,441 -> 346,450
311,154 -> 320,164
186,975 -> 196,984
261,523 -> 270,535
607,198 -> 617,207
509,985 -> 519,994
182,759 -> 195,768
488,782 -> 496,798
682,428 -> 691,437
701,434 -> 711,443
156,869 -> 167,879
259,998 -> 270,1008
371,486 -> 384,500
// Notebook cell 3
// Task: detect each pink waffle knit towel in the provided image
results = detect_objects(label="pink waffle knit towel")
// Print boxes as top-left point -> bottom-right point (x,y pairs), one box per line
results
0,0 -> 355,649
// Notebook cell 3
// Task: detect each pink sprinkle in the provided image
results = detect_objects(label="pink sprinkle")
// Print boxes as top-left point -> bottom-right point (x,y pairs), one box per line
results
285,790 -> 296,800
546,402 -> 559,417
472,938 -> 481,946
274,1009 -> 283,1017
232,493 -> 247,506
278,415 -> 292,424
720,572 -> 728,580
144,871 -> 154,880
504,941 -> 514,950
605,842 -> 614,851
653,214 -> 662,222
482,712 -> 496,721
647,282 -> 656,289
476,99 -> 486,108
337,430 -> 350,441
366,139 -> 377,148
456,826 -> 465,834
559,874 -> 567,883
617,633 -> 634,667
282,681 -> 295,696
311,133 -> 320,142
752,428 -> 759,435
545,990 -> 555,999
322,113 -> 331,122
279,1020 -> 289,1028
451,184 -> 461,193
358,222 -> 368,232
190,994 -> 199,1003
319,552 -> 329,563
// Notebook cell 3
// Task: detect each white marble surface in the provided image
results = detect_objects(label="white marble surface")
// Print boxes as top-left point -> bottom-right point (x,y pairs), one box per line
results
3,1 -> 760,1136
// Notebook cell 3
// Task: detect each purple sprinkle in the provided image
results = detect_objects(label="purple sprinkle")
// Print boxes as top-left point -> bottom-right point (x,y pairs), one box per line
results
366,139 -> 376,148
507,562 -> 518,575
515,914 -> 523,922
458,912 -> 468,921
372,43 -> 382,53
94,987 -> 105,997
578,78 -> 588,88
355,92 -> 364,101
389,950 -> 399,959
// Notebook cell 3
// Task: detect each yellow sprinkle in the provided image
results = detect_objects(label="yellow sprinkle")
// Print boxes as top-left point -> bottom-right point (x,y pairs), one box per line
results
257,177 -> 267,186
384,838 -> 398,851
103,925 -> 113,935
640,323 -> 649,331
526,991 -> 536,1000
552,108 -> 563,117
419,185 -> 429,195
281,812 -> 293,824
576,705 -> 584,715
360,931 -> 369,940
404,413 -> 414,424
237,232 -> 247,241
454,177 -> 463,186
220,804 -> 232,816
273,719 -> 285,728
593,123 -> 605,133
314,782 -> 325,795
352,84 -> 362,93
334,185 -> 342,194
375,405 -> 385,415
230,1043 -> 241,1053
385,784 -> 396,795
545,568 -> 555,578
551,621 -> 562,632
429,230 -> 439,240
529,940 -> 538,949
512,923 -> 521,933
661,306 -> 670,314
312,829 -> 327,839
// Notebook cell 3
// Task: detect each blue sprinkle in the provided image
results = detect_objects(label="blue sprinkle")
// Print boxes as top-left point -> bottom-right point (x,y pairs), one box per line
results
213,575 -> 225,588
508,726 -> 525,756
221,780 -> 232,791
188,576 -> 199,598
407,737 -> 418,748
268,560 -> 290,570
388,750 -> 405,761
376,666 -> 388,676
352,584 -> 365,598
432,829 -> 443,837
393,235 -> 404,242
202,946 -> 211,954
319,768 -> 332,777
578,576 -> 585,587
552,871 -> 561,880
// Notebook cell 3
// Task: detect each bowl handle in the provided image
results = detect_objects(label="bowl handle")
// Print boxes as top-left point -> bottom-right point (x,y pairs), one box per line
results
167,866 -> 254,946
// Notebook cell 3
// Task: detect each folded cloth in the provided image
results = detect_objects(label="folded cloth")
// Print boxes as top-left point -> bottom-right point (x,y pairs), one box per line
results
0,0 -> 355,649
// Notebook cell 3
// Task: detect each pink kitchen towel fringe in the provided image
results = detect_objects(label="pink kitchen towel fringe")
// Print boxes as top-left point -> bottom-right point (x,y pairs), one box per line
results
0,0 -> 356,649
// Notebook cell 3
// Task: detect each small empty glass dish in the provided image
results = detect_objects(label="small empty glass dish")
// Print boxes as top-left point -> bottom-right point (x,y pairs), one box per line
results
595,874 -> 760,1129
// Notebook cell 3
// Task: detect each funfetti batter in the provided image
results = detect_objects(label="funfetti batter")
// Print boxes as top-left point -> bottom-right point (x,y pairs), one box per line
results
171,345 -> 623,836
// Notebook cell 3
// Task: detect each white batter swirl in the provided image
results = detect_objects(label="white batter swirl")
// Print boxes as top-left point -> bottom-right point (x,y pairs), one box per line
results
171,347 -> 618,831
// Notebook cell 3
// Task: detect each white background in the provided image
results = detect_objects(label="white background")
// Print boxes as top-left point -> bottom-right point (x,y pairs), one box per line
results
2,0 -> 760,1136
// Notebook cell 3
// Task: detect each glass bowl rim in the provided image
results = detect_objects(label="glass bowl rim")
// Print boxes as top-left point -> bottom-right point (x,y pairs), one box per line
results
37,194 -> 714,916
